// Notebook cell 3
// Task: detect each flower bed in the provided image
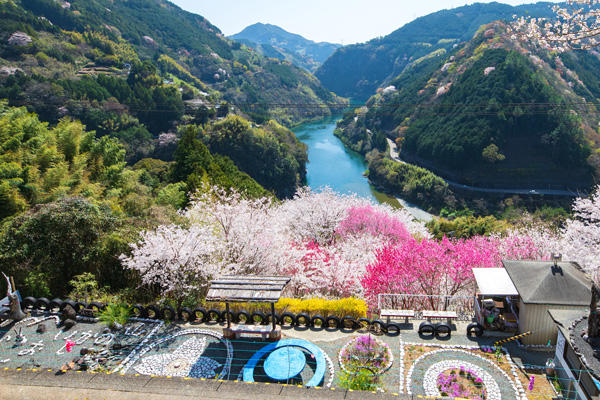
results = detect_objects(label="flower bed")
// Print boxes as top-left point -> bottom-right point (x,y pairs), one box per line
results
338,335 -> 393,375
437,367 -> 487,399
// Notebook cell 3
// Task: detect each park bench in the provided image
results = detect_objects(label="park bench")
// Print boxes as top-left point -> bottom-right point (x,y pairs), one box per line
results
380,309 -> 415,324
226,324 -> 276,340
422,310 -> 458,325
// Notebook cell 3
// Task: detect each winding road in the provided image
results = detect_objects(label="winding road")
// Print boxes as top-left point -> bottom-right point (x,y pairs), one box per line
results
386,139 -> 580,197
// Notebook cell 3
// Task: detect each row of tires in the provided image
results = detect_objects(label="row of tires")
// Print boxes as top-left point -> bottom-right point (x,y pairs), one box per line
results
21,297 -> 106,313
21,297 -> 486,336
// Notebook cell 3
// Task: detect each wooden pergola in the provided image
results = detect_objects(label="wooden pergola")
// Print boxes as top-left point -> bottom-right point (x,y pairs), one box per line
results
205,276 -> 290,338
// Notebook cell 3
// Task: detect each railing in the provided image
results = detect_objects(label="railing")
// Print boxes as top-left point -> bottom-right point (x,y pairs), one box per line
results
377,293 -> 475,321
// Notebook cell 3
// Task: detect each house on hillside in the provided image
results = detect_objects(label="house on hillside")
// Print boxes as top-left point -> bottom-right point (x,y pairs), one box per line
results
473,261 -> 592,345
503,260 -> 592,345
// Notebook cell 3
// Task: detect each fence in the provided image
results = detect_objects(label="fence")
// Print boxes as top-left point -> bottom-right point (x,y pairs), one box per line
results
377,293 -> 475,320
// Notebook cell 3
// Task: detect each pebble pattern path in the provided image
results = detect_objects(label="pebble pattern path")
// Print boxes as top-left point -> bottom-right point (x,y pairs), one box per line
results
408,349 -> 519,400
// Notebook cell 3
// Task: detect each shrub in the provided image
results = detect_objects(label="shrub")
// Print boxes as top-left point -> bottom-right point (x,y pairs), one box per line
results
210,297 -> 367,319
99,303 -> 131,327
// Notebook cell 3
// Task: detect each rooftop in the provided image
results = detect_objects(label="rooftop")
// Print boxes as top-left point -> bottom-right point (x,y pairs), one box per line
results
205,275 -> 291,303
502,260 -> 592,306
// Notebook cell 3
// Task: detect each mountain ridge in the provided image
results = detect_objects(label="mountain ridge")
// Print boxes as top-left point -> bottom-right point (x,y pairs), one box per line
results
231,22 -> 341,72
316,2 -> 557,100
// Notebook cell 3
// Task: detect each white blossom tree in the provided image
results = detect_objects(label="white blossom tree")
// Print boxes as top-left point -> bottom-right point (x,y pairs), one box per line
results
512,1 -> 600,51
560,185 -> 600,275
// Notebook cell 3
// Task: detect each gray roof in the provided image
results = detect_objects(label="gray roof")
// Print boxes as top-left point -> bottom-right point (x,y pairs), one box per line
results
502,260 -> 592,306
205,275 -> 290,303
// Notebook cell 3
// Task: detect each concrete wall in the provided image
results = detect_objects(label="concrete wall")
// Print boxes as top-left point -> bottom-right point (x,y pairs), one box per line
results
519,301 -> 587,345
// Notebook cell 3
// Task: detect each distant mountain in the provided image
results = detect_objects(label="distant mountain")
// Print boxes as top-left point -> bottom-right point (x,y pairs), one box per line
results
231,23 -> 341,72
336,21 -> 600,194
316,2 -> 557,99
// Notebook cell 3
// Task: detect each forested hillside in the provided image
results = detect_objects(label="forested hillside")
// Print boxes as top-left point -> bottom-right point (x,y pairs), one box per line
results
336,21 -> 600,212
316,2 -> 555,99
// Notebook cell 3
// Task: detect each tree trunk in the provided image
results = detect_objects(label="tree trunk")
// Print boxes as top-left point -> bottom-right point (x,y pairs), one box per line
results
589,283 -> 600,337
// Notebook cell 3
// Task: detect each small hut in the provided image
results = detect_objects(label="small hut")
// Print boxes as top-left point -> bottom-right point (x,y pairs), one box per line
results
205,275 -> 290,341
502,260 -> 592,345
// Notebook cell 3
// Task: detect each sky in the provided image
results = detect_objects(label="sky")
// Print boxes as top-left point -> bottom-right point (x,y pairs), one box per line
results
171,0 -> 559,44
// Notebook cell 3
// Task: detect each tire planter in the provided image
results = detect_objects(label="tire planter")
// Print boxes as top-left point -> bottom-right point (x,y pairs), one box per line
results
341,316 -> 357,330
371,319 -> 387,334
357,317 -> 371,330
145,304 -> 161,320
193,308 -> 207,322
133,304 -> 147,318
88,301 -> 106,312
21,296 -> 36,309
310,314 -> 325,329
435,322 -> 451,337
325,315 -> 341,330
74,302 -> 88,313
59,299 -> 76,312
178,307 -> 193,322
34,297 -> 50,310
280,312 -> 296,327
265,313 -> 280,326
161,305 -> 176,321
386,322 -> 401,336
419,321 -> 435,336
295,313 -> 311,327
467,322 -> 484,337
223,310 -> 236,324
206,309 -> 223,323
49,298 -> 63,311
250,311 -> 266,325
338,335 -> 394,376
236,310 -> 250,324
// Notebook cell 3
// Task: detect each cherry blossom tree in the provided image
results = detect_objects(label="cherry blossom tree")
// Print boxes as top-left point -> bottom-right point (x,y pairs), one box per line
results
512,1 -> 600,51
120,224 -> 224,302
560,185 -> 600,275
336,205 -> 412,243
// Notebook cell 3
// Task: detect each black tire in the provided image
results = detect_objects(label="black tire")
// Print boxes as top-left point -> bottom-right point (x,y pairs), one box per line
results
207,309 -> 222,323
280,312 -> 296,327
88,301 -> 106,312
419,321 -> 435,336
132,304 -> 147,318
21,296 -> 36,309
236,310 -> 250,324
310,314 -> 325,329
371,319 -> 387,334
161,306 -> 176,321
34,297 -> 50,310
341,316 -> 357,330
265,313 -> 280,326
74,302 -> 88,313
386,323 -> 401,336
357,318 -> 371,330
59,299 -> 76,311
467,322 -> 484,337
296,313 -> 311,327
49,298 -> 63,311
251,311 -> 266,325
178,307 -> 193,322
435,323 -> 451,336
146,304 -> 161,320
222,310 -> 235,324
193,308 -> 207,322
325,316 -> 341,329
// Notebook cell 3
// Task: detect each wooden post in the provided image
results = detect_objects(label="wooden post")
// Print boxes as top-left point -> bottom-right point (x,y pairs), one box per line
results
271,302 -> 276,331
226,302 -> 231,328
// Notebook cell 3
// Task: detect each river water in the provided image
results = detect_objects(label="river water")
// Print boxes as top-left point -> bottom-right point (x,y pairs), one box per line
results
293,116 -> 434,221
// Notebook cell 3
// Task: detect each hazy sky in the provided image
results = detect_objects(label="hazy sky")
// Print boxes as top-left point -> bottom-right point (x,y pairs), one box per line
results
171,1 -> 559,44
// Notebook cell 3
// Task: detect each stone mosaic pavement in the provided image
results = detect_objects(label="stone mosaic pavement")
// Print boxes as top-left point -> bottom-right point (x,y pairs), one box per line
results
0,312 -> 554,396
